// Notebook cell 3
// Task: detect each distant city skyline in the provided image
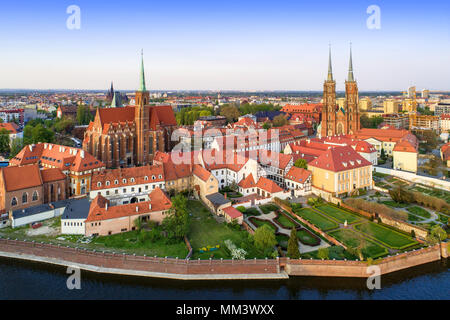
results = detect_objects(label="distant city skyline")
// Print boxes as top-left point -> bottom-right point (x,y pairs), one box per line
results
1,0 -> 449,91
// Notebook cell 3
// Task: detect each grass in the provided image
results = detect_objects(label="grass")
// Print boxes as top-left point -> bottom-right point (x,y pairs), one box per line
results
274,213 -> 298,229
248,217 -> 278,232
381,201 -> 409,208
315,205 -> 360,224
410,185 -> 450,202
276,234 -> 289,248
293,208 -> 338,231
91,230 -> 188,258
187,200 -> 264,259
296,229 -> 320,246
354,222 -> 418,250
373,172 -> 389,178
406,206 -> 431,219
259,204 -> 279,214
244,207 -> 260,216
329,229 -> 388,259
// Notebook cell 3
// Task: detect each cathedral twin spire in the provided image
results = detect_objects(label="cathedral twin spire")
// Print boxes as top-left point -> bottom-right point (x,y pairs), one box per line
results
327,44 -> 355,82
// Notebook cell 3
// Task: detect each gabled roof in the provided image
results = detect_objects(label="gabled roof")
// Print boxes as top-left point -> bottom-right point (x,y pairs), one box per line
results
256,177 -> 283,193
91,165 -> 164,190
308,146 -> 372,172
284,166 -> 311,183
222,206 -> 243,220
1,164 -> 42,192
86,187 -> 172,222
205,192 -> 230,207
0,122 -> 19,134
238,173 -> 256,189
193,164 -> 211,182
40,168 -> 66,183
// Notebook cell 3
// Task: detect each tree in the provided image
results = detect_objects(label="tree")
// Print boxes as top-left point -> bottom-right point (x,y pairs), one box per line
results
162,194 -> 189,240
272,114 -> 287,127
317,247 -> 329,260
262,122 -> 271,130
253,224 -> 276,252
287,227 -> 300,258
0,128 -> 10,155
220,104 -> 240,123
429,226 -> 447,243
9,138 -> 23,159
294,158 -> 308,169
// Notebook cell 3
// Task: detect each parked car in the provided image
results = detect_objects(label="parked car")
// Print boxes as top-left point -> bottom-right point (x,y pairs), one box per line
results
31,222 -> 42,229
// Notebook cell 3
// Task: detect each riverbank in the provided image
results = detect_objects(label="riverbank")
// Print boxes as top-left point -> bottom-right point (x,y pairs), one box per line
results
0,238 -> 447,280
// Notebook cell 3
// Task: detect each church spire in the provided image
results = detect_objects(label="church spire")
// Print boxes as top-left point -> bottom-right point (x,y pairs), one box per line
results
327,44 -> 333,81
110,92 -> 119,108
348,43 -> 355,82
139,49 -> 147,92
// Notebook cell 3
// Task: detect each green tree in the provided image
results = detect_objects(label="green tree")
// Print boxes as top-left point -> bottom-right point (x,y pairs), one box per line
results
253,224 -> 276,252
162,194 -> 189,240
220,104 -> 240,123
317,247 -> 329,260
9,138 -> 23,159
0,128 -> 10,154
272,114 -> 287,127
287,227 -> 300,258
294,158 -> 308,169
429,225 -> 447,243
31,124 -> 54,143
262,122 -> 271,130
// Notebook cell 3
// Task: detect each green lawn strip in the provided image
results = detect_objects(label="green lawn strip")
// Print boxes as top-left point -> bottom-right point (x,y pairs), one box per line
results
274,212 -> 298,229
329,229 -> 388,259
296,229 -> 320,246
381,201 -> 409,208
353,222 -> 417,250
406,206 -> 431,219
91,230 -> 188,258
293,208 -> 338,231
187,200 -> 263,259
407,212 -> 425,222
314,204 -> 361,224
244,207 -> 261,216
248,217 -> 278,232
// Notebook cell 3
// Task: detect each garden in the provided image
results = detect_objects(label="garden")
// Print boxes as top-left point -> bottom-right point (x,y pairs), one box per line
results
292,208 -> 339,231
353,222 -> 418,250
315,204 -> 361,224
328,229 -> 389,259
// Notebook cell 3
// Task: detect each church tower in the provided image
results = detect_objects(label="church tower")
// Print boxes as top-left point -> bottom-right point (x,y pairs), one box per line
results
345,44 -> 359,134
321,46 -> 337,137
135,50 -> 150,165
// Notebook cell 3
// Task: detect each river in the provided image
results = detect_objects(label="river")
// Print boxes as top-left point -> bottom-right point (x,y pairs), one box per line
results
0,257 -> 448,300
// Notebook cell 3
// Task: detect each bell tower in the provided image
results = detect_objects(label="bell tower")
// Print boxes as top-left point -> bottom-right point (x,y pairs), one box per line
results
135,50 -> 150,165
321,46 -> 336,137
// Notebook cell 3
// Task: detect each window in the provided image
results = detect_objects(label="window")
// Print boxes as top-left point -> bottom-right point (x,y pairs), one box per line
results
144,176 -> 148,181
105,181 -> 110,186
97,182 -> 102,187
114,180 -> 118,185
32,191 -> 38,201
130,178 -> 135,183
11,197 -> 17,206
22,192 -> 28,204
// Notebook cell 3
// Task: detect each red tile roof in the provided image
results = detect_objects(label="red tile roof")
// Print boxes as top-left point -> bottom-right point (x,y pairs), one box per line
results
284,166 -> 311,183
86,187 -> 172,222
308,146 -> 372,172
0,122 -> 19,134
40,168 -> 67,183
256,177 -> 283,193
193,164 -> 211,182
91,165 -> 164,190
1,164 -> 42,192
222,206 -> 243,219
238,173 -> 256,189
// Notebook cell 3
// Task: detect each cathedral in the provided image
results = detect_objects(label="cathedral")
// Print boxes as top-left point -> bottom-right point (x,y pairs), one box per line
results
320,46 -> 360,138
83,53 -> 178,168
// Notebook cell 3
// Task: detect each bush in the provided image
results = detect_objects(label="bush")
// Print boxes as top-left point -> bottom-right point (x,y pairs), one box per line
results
344,198 -> 407,221
236,206 -> 246,213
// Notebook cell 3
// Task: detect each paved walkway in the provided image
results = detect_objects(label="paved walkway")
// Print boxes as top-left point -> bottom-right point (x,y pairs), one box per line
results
244,208 -> 330,254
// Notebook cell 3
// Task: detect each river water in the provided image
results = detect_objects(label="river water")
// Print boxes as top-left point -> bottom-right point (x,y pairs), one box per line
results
0,257 -> 448,300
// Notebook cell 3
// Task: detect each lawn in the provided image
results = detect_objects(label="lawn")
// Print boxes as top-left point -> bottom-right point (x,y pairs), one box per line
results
259,204 -> 280,214
354,222 -> 417,250
276,234 -> 289,248
381,201 -> 409,208
274,212 -> 298,229
296,229 -> 320,246
187,200 -> 264,259
406,206 -> 431,219
244,207 -> 260,216
315,205 -> 360,224
92,230 -> 188,258
329,229 -> 388,259
293,208 -> 338,231
410,185 -> 450,202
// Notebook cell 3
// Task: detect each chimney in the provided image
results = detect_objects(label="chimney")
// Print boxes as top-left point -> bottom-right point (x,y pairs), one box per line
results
224,193 -> 227,199
105,203 -> 108,211
80,150 -> 85,159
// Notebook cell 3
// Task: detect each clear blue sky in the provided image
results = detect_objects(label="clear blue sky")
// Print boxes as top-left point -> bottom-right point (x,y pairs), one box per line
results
0,0 -> 449,91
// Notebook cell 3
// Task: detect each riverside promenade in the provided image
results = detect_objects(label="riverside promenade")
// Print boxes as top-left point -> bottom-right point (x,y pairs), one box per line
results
0,238 -> 447,280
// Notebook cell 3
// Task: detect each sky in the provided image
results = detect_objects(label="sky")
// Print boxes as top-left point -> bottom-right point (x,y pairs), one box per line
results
0,0 -> 449,91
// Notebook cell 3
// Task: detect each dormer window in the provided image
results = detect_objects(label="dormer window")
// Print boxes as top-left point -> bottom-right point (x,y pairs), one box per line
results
130,178 -> 135,183
97,182 -> 102,187
144,176 -> 148,181
123,179 -> 127,183
105,181 -> 110,186
114,180 -> 118,185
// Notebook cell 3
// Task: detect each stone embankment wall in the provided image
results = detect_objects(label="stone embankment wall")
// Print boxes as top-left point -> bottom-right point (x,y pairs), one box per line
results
0,238 -> 446,279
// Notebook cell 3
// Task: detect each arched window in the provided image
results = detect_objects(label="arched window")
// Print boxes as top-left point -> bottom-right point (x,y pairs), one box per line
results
152,175 -> 155,180
114,180 -> 118,185
130,178 -> 135,183
144,176 -> 148,181
106,181 -> 110,186
22,192 -> 28,204
32,191 -> 38,201
97,182 -> 102,187
122,178 -> 127,184
11,197 -> 17,206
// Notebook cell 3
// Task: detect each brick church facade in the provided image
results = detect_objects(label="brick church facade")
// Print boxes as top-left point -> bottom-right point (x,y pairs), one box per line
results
320,46 -> 360,137
82,53 -> 178,168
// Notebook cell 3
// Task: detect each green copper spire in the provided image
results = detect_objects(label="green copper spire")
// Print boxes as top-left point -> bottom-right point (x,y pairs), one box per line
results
110,91 -> 119,108
139,49 -> 147,92
327,44 -> 333,81
348,43 -> 355,82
